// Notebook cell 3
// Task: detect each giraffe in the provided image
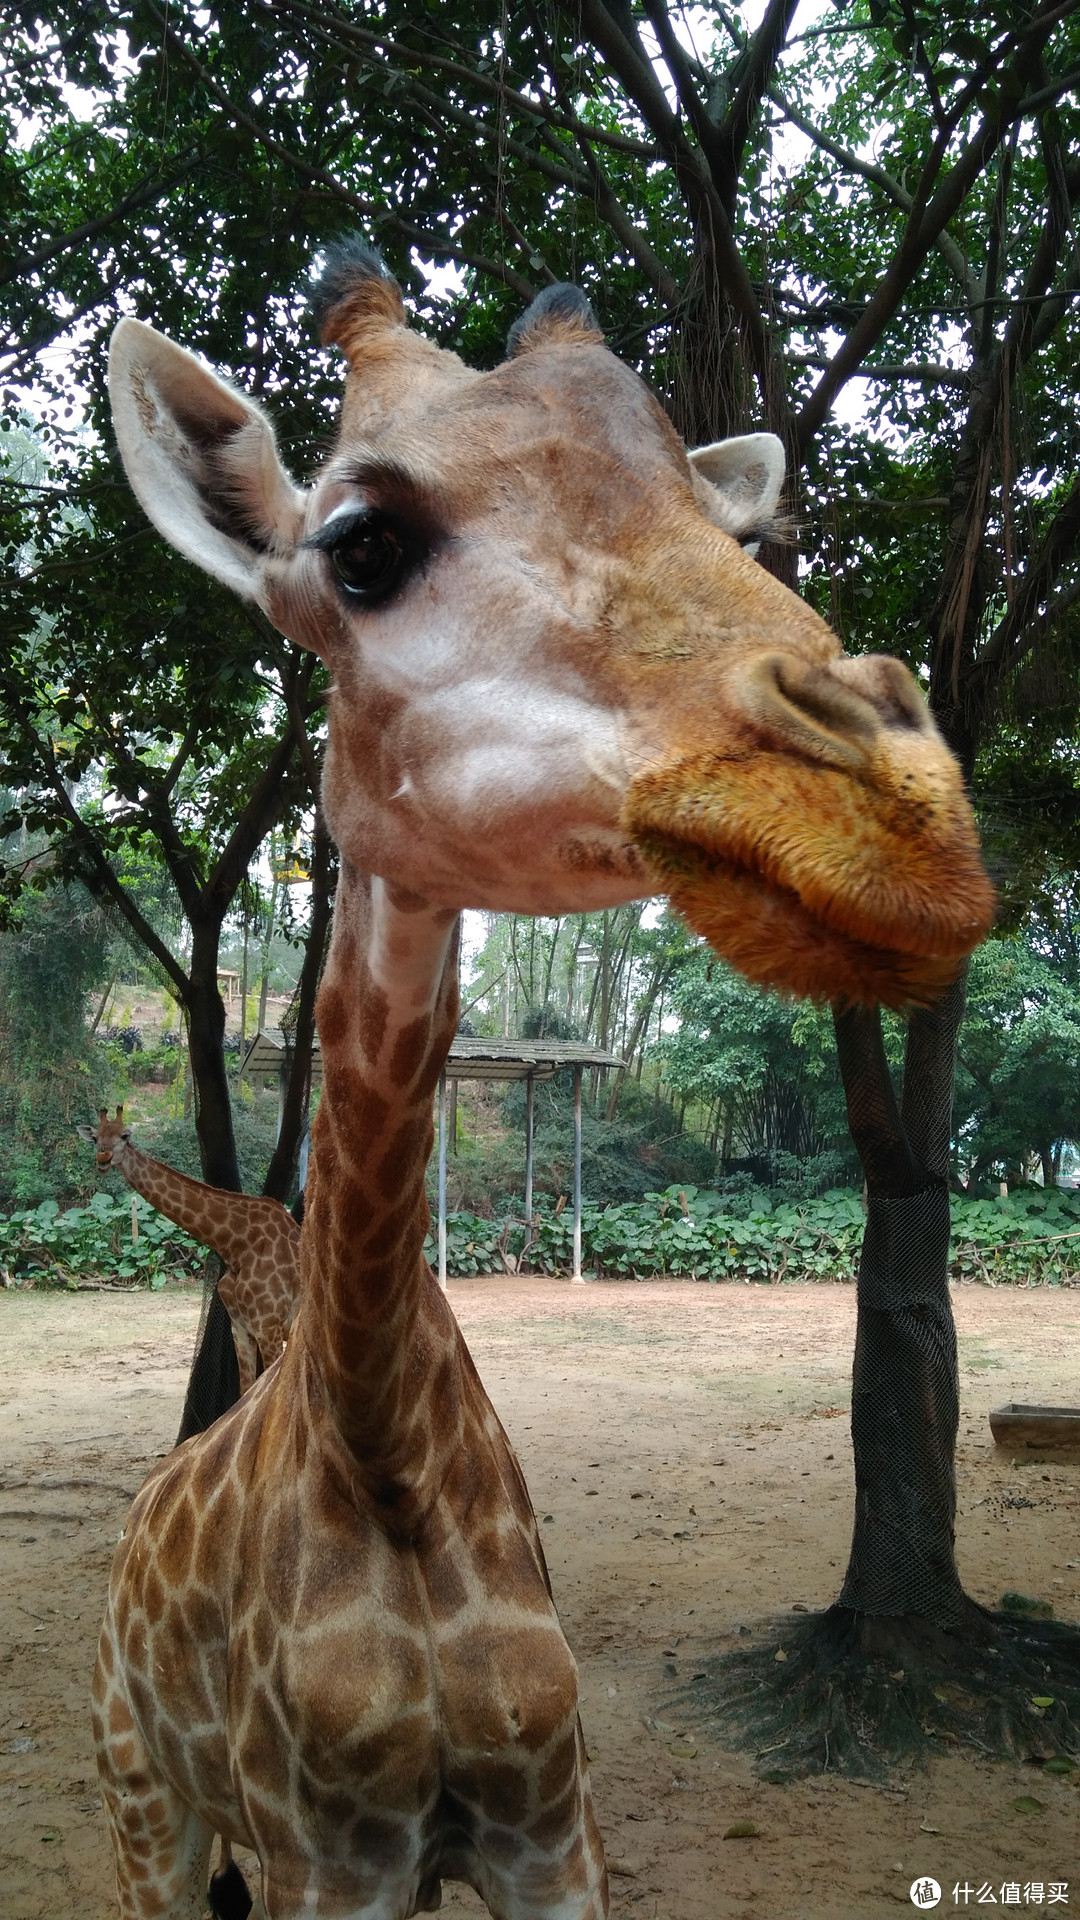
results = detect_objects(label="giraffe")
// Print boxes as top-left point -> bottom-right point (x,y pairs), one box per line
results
79,1106 -> 300,1396
94,241 -> 994,1920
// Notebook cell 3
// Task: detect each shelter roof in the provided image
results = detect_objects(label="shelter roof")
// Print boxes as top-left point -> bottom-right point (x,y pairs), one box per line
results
238,1029 -> 622,1085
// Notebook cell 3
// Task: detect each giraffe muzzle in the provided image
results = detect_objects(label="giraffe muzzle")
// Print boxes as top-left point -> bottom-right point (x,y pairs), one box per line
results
622,722 -> 995,1009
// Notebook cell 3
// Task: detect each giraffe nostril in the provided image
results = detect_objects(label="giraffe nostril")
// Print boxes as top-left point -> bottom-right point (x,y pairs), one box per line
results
735,650 -> 880,770
830,651 -> 932,733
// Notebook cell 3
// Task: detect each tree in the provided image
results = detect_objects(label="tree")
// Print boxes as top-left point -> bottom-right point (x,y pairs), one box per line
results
661,946 -> 858,1180
0,423 -> 321,1189
0,862 -> 111,1207
954,934 -> 1080,1187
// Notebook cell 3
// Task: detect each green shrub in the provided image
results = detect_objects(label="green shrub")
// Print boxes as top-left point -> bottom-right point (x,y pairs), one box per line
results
0,1191 -> 203,1288
422,1183 -> 1080,1284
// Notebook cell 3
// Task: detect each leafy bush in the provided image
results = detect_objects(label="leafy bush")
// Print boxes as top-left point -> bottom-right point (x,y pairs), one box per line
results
10,1177 -> 1078,1292
951,1185 -> 1080,1287
423,1183 -> 1080,1285
0,1191 -> 204,1288
125,1041 -> 183,1085
430,1081 -> 717,1217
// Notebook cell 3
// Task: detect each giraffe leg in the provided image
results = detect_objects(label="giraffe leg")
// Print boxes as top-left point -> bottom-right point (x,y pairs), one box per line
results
92,1670 -> 215,1920
230,1318 -> 260,1398
257,1326 -> 285,1372
209,1838 -> 255,1919
217,1276 -> 259,1396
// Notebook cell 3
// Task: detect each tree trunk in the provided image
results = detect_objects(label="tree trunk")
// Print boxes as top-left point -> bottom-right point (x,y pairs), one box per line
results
262,817 -> 334,1204
833,977 -> 976,1631
687,965 -> 1080,1776
174,912 -> 241,1443
664,240 -> 799,592
186,914 -> 241,1191
239,890 -> 250,1050
257,864 -> 279,1035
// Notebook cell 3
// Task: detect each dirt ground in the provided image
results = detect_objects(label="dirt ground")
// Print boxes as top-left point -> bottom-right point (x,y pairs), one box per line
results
2,1277 -> 1078,1919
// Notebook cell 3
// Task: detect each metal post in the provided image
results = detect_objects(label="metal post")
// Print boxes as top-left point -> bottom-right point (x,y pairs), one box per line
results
437,1070 -> 448,1290
571,1062 -> 584,1283
522,1071 -> 535,1268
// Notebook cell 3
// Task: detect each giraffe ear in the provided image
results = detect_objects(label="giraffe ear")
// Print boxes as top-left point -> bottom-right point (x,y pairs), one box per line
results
109,319 -> 305,603
76,1125 -> 97,1142
507,285 -> 604,357
687,433 -> 786,556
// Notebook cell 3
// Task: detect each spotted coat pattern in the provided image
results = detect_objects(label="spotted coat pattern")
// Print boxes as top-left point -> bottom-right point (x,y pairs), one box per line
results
86,1110 -> 300,1395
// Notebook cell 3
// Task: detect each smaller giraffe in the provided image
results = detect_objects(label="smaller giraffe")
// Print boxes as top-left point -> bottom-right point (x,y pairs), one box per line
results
80,1107 -> 300,1395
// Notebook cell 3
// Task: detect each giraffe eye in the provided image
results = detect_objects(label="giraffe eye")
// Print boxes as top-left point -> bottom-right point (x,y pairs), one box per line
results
331,524 -> 404,598
306,509 -> 413,603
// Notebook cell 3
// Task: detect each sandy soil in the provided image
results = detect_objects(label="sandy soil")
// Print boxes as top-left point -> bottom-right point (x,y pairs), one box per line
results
2,1277 -> 1078,1919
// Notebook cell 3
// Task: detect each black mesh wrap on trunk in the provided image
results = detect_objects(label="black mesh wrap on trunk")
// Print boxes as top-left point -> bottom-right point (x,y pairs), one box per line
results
838,1182 -> 967,1625
832,974 -> 969,1629
175,1277 -> 239,1445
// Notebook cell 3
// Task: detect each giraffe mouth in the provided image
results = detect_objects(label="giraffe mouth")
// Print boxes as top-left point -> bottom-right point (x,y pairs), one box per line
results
623,752 -> 995,1010
633,830 -> 969,1009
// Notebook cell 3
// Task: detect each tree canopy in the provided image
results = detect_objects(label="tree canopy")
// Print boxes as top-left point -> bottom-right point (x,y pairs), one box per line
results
4,0 -> 1078,865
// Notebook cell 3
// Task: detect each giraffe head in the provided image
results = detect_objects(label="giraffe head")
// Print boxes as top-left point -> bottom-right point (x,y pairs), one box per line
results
108,242 -> 994,1007
78,1106 -> 130,1170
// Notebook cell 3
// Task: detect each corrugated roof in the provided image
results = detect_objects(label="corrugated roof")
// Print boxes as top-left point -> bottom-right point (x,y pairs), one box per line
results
444,1038 -> 624,1081
239,1030 -> 622,1084
238,1028 -> 324,1084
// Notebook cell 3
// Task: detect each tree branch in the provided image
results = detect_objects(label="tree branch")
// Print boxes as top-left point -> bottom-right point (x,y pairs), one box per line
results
797,106 -> 1019,450
0,153 -> 201,288
795,12 -> 1079,448
980,123 -> 1019,357
2,706 -> 191,1000
204,659 -> 312,913
1016,146 -> 1080,362
566,0 -> 688,158
271,0 -> 662,159
900,0 -> 948,134
790,355 -> 968,386
718,0 -> 801,196
524,0 -> 682,310
402,80 -> 586,195
141,1 -> 538,299
769,86 -> 983,311
642,0 -> 727,183
564,0 -> 780,416
972,479 -> 1080,690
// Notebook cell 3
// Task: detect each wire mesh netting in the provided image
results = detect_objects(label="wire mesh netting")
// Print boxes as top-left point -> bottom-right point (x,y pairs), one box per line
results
175,1264 -> 240,1445
838,1181 -> 968,1624
834,974 -> 969,1627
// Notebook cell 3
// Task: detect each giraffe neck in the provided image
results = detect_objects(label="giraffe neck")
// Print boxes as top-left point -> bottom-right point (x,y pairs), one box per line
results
300,862 -> 463,1506
110,1141 -> 252,1266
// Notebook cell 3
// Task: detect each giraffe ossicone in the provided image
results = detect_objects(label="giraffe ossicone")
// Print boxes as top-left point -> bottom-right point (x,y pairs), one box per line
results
94,242 -> 994,1920
79,1106 -> 299,1396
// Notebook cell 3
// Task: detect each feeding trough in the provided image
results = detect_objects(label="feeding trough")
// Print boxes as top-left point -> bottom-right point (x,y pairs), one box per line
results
989,1403 -> 1080,1451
